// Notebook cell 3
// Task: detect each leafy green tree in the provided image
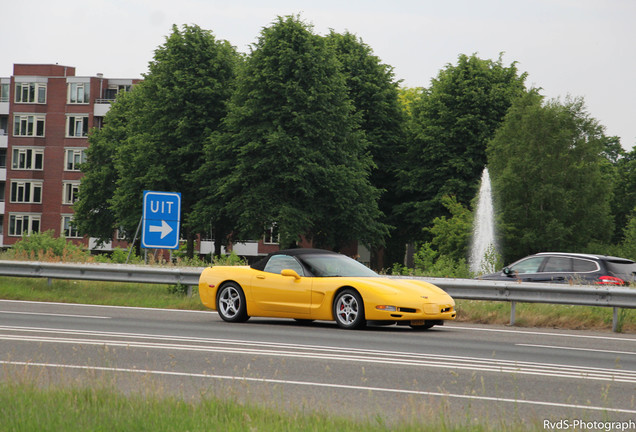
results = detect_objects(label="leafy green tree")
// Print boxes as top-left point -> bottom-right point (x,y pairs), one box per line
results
397,54 -> 527,245
619,207 -> 636,260
214,16 -> 388,249
325,30 -> 405,265
425,195 -> 473,262
487,91 -> 614,262
609,146 -> 636,243
76,24 -> 239,257
74,90 -> 136,243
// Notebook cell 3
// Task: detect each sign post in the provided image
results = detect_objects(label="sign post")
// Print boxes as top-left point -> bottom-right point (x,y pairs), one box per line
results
141,191 -> 181,250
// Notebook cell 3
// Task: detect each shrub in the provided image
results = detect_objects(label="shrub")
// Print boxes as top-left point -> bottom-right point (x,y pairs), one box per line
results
5,231 -> 91,262
212,251 -> 247,266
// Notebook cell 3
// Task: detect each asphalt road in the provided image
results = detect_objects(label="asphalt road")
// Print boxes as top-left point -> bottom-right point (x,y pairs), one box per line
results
1,299 -> 635,428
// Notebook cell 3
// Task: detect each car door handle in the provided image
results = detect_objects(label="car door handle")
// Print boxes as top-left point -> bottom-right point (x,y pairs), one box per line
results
256,275 -> 266,279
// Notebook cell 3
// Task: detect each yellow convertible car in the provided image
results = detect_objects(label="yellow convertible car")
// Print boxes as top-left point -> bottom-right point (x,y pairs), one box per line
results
199,248 -> 456,330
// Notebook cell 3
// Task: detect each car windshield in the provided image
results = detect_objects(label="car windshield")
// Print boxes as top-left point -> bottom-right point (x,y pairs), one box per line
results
299,254 -> 379,277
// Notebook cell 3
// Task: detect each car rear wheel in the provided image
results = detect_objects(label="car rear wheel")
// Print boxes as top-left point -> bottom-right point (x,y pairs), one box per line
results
333,289 -> 365,329
216,283 -> 249,323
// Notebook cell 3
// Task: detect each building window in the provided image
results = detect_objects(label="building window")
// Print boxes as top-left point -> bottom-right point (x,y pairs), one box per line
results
0,83 -> 9,102
9,214 -> 41,236
15,82 -> 47,104
68,82 -> 90,104
62,215 -> 81,238
10,180 -> 43,204
63,182 -> 80,205
104,84 -> 132,100
66,115 -> 89,137
13,114 -> 45,137
65,148 -> 86,171
12,148 -> 44,170
264,224 -> 280,245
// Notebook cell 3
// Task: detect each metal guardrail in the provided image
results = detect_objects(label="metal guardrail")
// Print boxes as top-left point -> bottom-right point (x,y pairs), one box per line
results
0,261 -> 634,331
0,260 -> 203,287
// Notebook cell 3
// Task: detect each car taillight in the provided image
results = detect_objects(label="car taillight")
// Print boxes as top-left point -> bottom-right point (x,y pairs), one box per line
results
596,276 -> 625,285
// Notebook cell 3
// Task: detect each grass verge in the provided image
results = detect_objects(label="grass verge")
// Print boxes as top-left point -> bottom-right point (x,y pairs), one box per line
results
455,299 -> 636,333
0,377 -> 540,432
0,277 -> 206,310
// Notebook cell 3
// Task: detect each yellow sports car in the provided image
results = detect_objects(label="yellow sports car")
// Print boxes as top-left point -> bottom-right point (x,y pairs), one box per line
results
199,248 -> 456,330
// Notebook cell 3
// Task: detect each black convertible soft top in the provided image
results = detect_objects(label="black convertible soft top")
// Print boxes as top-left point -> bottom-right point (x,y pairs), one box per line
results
250,248 -> 339,271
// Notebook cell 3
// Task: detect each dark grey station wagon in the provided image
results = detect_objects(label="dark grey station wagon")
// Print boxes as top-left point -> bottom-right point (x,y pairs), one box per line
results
479,252 -> 636,285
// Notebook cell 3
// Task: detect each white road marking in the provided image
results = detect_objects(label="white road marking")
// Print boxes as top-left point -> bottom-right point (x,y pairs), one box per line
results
0,299 -> 213,314
449,324 -> 636,343
2,359 -> 635,416
517,343 -> 636,356
0,311 -> 111,319
2,325 -> 636,384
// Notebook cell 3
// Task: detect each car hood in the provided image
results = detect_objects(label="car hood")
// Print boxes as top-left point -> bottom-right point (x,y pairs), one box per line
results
337,276 -> 451,298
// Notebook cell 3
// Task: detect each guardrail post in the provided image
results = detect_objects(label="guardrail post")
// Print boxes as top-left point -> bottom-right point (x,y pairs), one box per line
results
613,307 -> 619,333
510,301 -> 516,326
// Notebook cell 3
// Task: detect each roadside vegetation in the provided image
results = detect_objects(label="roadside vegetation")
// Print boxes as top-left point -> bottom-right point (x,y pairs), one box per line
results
0,376 -> 543,432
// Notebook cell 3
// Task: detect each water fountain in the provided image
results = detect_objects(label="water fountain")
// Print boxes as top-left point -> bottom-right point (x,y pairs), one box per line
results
470,167 -> 497,274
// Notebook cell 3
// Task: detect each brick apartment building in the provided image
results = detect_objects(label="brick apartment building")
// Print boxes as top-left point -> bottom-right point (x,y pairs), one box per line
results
0,63 -> 139,250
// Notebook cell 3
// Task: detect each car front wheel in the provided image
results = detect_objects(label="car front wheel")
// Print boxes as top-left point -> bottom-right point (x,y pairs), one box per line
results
216,283 -> 249,323
333,289 -> 365,329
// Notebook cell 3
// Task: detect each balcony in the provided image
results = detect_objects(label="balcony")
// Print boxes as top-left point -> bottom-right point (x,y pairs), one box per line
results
0,102 -> 8,115
94,98 -> 114,117
0,132 -> 6,148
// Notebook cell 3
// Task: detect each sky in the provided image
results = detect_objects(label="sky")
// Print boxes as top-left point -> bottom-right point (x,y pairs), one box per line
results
3,0 -> 635,148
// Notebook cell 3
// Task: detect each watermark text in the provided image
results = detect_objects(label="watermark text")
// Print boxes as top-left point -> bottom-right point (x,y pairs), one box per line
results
544,419 -> 635,431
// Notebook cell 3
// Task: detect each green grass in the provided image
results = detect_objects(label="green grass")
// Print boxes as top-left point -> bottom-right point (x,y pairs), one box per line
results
0,277 -> 206,310
455,300 -> 636,332
0,377 -> 539,432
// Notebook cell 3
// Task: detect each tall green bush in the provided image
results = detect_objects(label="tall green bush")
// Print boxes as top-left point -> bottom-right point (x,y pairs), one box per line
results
6,231 -> 90,262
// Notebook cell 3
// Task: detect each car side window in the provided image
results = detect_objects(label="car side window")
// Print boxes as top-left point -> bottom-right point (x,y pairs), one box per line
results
572,258 -> 598,272
263,255 -> 305,276
542,257 -> 572,272
509,257 -> 544,274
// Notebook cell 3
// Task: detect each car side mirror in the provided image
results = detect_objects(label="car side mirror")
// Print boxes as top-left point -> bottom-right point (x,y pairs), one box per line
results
503,267 -> 512,276
281,269 -> 301,280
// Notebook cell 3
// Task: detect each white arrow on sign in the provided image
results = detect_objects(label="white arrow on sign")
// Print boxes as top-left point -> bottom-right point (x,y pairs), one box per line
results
149,220 -> 173,239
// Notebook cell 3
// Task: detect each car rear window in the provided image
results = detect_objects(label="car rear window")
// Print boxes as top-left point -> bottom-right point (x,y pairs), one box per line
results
605,261 -> 636,282
542,257 -> 572,272
572,258 -> 598,272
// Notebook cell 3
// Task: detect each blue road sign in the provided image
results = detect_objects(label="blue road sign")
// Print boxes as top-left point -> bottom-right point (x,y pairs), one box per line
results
141,191 -> 181,249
